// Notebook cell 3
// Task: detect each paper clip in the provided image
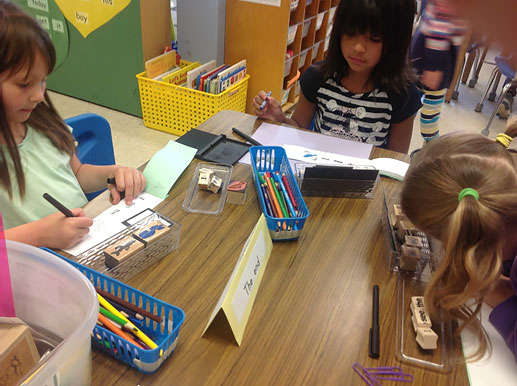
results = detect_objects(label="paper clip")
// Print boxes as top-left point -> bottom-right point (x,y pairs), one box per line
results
352,362 -> 382,386
366,366 -> 414,383
353,363 -> 413,385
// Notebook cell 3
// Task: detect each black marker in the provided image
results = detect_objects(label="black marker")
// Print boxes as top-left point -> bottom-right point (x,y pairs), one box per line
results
107,177 -> 125,200
43,193 -> 74,217
232,127 -> 263,146
369,284 -> 380,358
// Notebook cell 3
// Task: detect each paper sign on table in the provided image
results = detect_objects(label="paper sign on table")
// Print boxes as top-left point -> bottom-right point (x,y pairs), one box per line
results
0,213 -> 15,317
143,140 -> 197,199
202,214 -> 273,345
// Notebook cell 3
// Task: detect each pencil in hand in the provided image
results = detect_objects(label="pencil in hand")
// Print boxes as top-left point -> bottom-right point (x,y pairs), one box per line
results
43,193 -> 75,217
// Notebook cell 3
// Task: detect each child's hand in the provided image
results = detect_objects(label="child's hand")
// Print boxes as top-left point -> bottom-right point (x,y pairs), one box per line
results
41,208 -> 93,249
421,70 -> 444,90
108,167 -> 146,205
253,91 -> 286,123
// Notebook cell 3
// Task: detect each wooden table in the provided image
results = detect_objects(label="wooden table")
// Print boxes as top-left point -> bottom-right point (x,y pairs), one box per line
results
90,111 -> 469,385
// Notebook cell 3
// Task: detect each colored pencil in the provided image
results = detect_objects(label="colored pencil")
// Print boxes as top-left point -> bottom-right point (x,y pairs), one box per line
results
281,173 -> 298,210
95,286 -> 161,322
104,296 -> 144,321
269,175 -> 288,217
263,173 -> 283,218
98,294 -> 160,354
98,313 -> 145,349
275,172 -> 296,217
100,306 -> 129,327
260,183 -> 274,216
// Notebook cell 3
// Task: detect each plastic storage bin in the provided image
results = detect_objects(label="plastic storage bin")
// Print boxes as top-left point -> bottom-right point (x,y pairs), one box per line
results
299,48 -> 309,69
316,11 -> 325,31
280,86 -> 293,106
312,40 -> 322,61
329,6 -> 337,22
73,212 -> 181,281
44,249 -> 185,374
302,18 -> 311,39
249,146 -> 309,241
284,55 -> 296,77
182,162 -> 233,215
287,24 -> 298,46
136,60 -> 249,136
7,241 -> 98,386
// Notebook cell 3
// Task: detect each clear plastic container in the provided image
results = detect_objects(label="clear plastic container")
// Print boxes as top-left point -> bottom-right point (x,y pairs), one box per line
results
287,23 -> 298,46
316,11 -> 325,31
284,55 -> 296,77
7,241 -> 98,385
312,40 -> 322,61
298,48 -> 309,69
281,86 -> 292,106
302,19 -> 310,39
329,6 -> 337,22
182,162 -> 233,215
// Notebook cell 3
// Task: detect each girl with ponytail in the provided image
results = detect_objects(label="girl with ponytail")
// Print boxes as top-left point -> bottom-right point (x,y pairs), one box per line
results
400,123 -> 517,360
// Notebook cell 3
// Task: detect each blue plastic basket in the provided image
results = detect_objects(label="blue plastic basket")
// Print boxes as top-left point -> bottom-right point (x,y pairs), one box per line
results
249,146 -> 309,240
42,248 -> 185,374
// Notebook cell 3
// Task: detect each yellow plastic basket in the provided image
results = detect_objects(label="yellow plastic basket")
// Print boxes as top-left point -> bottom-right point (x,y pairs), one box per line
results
136,60 -> 249,136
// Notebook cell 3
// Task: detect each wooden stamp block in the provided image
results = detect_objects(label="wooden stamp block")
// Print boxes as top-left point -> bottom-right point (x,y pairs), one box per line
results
208,175 -> 223,193
396,220 -> 416,241
412,307 -> 432,330
393,204 -> 407,225
404,235 -> 423,249
399,245 -> 421,271
104,236 -> 145,268
226,181 -> 248,205
133,220 -> 170,246
410,296 -> 426,315
198,172 -> 212,190
415,327 -> 438,350
0,318 -> 40,386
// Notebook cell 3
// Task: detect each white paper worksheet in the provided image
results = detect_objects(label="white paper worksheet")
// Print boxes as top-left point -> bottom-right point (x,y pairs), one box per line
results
63,192 -> 163,256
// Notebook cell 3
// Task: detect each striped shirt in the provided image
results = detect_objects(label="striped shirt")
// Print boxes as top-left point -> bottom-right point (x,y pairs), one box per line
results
300,65 -> 422,147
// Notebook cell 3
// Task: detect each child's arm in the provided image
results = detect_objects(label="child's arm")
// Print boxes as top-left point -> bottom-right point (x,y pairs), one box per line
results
387,115 -> 415,154
5,208 -> 93,249
69,154 -> 146,205
253,91 -> 316,130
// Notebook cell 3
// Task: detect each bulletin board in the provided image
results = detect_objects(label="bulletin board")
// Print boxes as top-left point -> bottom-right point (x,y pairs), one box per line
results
14,0 -> 172,117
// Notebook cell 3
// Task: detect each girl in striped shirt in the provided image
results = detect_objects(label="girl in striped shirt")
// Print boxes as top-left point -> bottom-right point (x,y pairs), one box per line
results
254,0 -> 422,154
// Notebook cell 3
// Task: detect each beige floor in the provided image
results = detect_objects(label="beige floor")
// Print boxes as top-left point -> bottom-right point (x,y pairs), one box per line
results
49,51 -> 511,168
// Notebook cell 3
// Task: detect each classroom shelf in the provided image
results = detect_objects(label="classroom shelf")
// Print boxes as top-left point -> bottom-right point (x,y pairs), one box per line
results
225,0 -> 339,114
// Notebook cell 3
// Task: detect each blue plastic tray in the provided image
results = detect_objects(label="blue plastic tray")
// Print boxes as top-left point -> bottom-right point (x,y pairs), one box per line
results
43,248 -> 185,374
249,146 -> 309,240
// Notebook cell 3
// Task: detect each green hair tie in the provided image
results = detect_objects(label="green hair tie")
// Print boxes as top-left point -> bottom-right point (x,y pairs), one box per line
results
458,188 -> 479,202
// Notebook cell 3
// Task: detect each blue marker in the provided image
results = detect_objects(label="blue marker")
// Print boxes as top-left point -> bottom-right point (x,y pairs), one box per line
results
259,91 -> 272,110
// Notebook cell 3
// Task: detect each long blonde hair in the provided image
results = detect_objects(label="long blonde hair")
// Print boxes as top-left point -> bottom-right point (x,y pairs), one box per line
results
401,127 -> 517,360
0,0 -> 75,198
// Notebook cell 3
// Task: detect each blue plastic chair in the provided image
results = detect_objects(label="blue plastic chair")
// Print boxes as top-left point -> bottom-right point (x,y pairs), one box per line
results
65,113 -> 115,201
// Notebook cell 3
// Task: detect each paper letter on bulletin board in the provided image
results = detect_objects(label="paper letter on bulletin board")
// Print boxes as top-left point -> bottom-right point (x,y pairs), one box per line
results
239,0 -> 281,6
54,0 -> 131,38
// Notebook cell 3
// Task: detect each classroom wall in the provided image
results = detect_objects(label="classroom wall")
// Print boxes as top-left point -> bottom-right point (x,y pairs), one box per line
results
177,0 -> 226,65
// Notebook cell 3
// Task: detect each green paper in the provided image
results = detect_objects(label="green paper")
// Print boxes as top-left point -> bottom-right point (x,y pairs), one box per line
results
143,140 -> 197,199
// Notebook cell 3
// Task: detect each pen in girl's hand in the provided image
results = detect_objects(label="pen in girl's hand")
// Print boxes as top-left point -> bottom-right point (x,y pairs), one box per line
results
107,177 -> 125,200
260,91 -> 272,110
43,193 -> 75,217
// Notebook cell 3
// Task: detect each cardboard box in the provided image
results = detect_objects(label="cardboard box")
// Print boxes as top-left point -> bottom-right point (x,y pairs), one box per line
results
0,318 -> 40,386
